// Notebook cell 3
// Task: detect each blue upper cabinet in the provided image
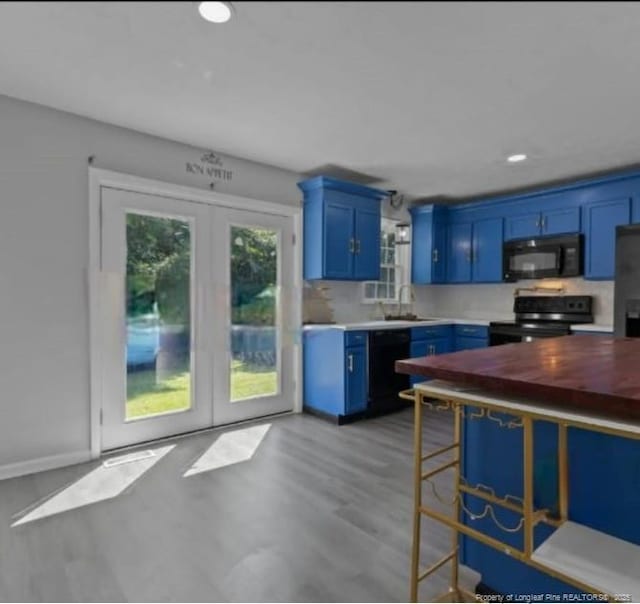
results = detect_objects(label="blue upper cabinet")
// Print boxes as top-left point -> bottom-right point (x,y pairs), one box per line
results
543,206 -> 581,236
505,212 -> 540,240
446,219 -> 503,283
505,207 -> 580,240
299,176 -> 387,281
472,217 -> 503,282
410,205 -> 448,284
446,222 -> 473,283
583,196 -> 630,280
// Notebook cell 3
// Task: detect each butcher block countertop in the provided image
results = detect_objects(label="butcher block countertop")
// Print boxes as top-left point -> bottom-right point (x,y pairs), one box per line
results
396,335 -> 640,421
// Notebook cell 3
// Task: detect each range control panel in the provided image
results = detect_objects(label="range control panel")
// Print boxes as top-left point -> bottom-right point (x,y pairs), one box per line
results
514,295 -> 593,315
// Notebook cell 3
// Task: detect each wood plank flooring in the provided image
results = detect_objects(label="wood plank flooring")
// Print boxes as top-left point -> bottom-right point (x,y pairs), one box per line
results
0,408 -> 464,602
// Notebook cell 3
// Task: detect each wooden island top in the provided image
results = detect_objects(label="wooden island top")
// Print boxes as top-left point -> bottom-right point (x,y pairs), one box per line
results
396,335 -> 640,421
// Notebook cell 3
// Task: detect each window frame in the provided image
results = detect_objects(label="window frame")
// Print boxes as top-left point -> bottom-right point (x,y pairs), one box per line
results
362,218 -> 410,304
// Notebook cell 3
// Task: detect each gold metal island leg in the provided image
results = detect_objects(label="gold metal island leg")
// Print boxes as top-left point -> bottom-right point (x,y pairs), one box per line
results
523,416 -> 534,556
558,423 -> 568,522
449,401 -> 461,597
410,391 -> 423,603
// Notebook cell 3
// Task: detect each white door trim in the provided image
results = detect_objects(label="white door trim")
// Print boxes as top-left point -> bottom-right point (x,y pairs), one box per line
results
89,167 -> 302,459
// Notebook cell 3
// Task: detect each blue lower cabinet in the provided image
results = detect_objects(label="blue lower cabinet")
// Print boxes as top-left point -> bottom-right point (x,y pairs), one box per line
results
410,325 -> 453,385
303,330 -> 368,420
454,325 -> 488,351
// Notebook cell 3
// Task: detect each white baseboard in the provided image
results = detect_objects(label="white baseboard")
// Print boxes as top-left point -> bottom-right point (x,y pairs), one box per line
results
0,450 -> 93,481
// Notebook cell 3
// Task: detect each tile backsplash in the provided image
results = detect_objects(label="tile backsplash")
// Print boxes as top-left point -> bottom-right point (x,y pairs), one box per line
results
413,278 -> 613,325
306,278 -> 614,326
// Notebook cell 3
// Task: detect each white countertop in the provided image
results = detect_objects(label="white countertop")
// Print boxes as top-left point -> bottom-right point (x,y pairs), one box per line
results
303,318 -> 614,333
303,317 -> 494,331
569,323 -> 614,332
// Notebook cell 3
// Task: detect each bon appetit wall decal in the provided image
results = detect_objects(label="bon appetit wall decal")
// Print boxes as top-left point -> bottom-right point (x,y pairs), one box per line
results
186,151 -> 234,185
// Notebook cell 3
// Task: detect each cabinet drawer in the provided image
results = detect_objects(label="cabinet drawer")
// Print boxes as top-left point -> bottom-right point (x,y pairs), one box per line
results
454,324 -> 488,339
411,324 -> 452,340
345,331 -> 368,347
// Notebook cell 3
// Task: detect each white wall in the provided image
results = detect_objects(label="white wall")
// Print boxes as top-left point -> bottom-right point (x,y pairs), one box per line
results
0,94 -> 301,474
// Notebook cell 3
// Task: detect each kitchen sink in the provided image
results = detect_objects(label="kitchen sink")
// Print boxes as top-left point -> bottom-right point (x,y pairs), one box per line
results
384,315 -> 436,322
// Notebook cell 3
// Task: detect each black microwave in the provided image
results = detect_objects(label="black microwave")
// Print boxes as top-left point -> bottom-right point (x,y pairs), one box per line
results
503,234 -> 583,281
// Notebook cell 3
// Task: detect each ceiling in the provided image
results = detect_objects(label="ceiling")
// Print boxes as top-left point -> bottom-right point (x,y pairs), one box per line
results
2,1 -> 640,201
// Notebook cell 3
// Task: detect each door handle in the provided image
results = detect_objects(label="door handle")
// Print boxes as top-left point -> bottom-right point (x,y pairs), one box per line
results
349,238 -> 355,253
542,216 -> 547,231
433,248 -> 439,263
355,239 -> 361,254
347,354 -> 354,372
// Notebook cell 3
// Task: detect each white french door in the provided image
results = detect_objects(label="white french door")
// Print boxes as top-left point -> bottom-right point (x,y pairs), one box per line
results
100,187 -> 295,451
212,207 -> 295,425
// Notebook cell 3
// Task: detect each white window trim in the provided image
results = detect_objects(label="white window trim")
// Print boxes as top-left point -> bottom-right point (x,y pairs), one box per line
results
361,218 -> 411,304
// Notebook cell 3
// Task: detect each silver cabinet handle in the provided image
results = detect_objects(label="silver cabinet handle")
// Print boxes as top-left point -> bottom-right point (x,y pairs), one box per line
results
433,248 -> 439,263
462,328 -> 475,333
347,354 -> 353,372
542,216 -> 547,231
535,217 -> 540,228
355,239 -> 361,254
349,238 -> 355,253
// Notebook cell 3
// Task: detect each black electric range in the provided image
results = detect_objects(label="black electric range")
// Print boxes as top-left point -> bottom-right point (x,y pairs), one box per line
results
489,296 -> 593,346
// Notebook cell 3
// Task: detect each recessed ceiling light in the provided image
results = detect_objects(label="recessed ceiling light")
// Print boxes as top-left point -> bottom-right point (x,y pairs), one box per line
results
198,1 -> 233,23
507,154 -> 527,163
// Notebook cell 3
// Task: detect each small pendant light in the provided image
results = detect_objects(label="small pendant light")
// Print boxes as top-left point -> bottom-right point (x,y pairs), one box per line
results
395,222 -> 411,245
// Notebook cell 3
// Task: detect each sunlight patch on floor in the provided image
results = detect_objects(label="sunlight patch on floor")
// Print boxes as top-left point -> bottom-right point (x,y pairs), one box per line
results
12,445 -> 175,527
184,424 -> 271,477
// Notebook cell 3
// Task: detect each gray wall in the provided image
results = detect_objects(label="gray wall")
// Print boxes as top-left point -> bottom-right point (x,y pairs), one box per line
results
0,94 -> 300,472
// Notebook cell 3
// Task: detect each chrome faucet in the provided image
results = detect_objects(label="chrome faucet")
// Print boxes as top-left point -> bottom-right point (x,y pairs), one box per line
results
376,300 -> 387,320
397,284 -> 415,317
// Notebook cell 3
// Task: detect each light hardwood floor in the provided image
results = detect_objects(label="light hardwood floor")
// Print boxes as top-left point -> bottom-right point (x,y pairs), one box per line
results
0,408 -> 458,602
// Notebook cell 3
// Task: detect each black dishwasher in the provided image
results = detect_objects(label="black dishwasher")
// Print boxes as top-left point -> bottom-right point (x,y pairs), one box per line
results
368,329 -> 411,415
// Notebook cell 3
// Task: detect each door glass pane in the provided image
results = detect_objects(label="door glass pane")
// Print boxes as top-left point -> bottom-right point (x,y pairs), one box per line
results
126,213 -> 192,420
230,226 -> 279,402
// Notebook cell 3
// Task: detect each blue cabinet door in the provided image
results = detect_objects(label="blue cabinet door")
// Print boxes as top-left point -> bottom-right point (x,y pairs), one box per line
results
324,203 -> 354,279
409,337 -> 452,385
632,195 -> 640,224
472,217 -> 503,282
353,208 -> 381,280
583,197 -> 630,279
455,336 -> 487,351
447,223 -> 473,283
409,339 -> 429,386
432,221 -> 447,283
345,346 -> 367,414
542,206 -> 580,236
432,337 -> 453,355
410,209 -> 432,284
410,206 -> 448,284
505,212 -> 540,240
